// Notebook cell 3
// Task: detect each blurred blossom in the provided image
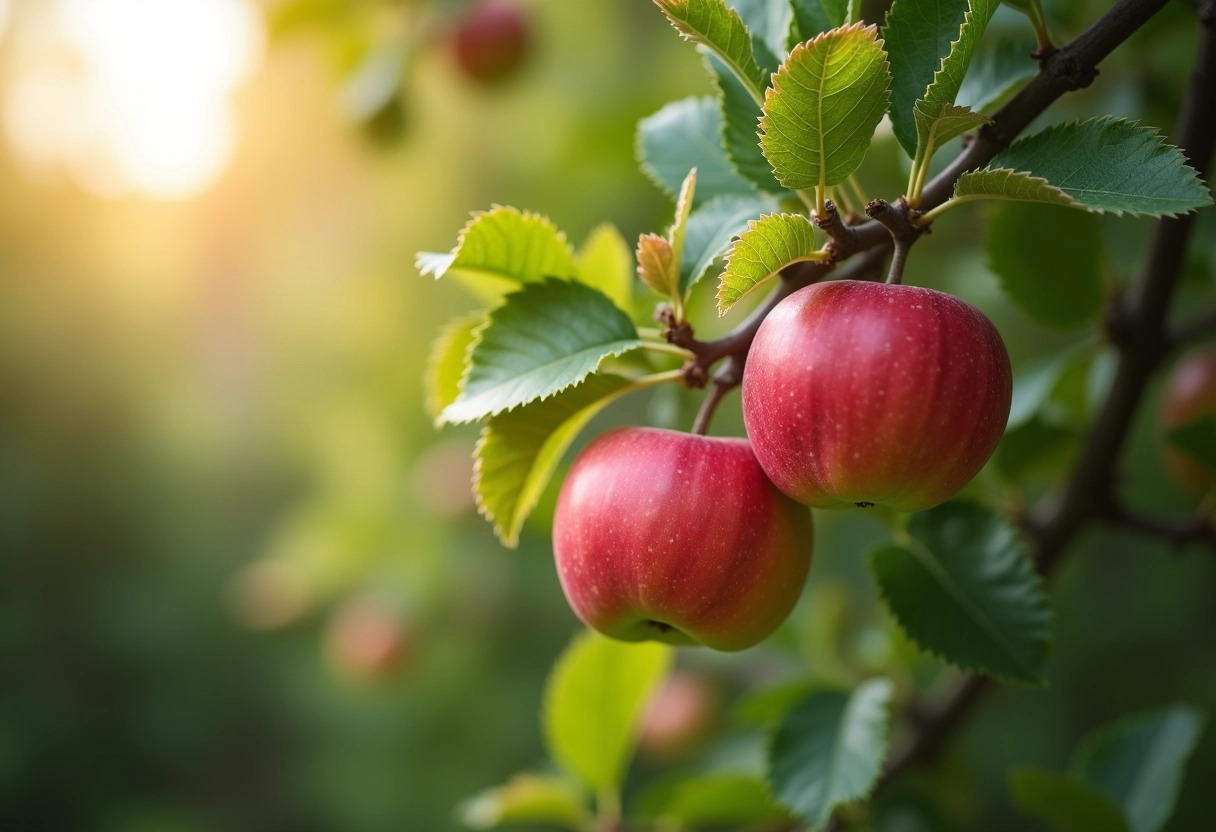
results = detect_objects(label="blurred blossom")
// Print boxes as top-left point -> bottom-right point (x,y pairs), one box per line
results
325,595 -> 411,681
3,0 -> 264,198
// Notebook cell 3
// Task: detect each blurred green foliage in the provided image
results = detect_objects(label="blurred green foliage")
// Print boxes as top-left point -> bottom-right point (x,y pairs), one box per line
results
0,1 -> 1213,831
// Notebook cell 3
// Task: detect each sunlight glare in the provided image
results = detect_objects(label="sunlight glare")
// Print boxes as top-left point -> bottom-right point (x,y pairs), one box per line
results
3,0 -> 264,199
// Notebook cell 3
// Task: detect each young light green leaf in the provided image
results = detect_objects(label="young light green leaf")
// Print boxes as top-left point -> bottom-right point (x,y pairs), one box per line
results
759,23 -> 892,192
680,194 -> 778,294
1167,416 -> 1216,476
985,117 -> 1215,216
1009,768 -> 1131,832
956,35 -> 1037,113
882,0 -> 969,156
731,0 -> 790,70
654,0 -> 769,102
440,280 -> 642,424
1073,707 -> 1204,832
644,774 -> 796,827
669,168 -> 698,270
718,213 -> 823,313
637,233 -> 680,300
417,207 -> 577,302
544,631 -> 672,793
767,679 -> 893,829
912,100 -> 990,171
475,373 -> 631,548
425,312 -> 482,424
953,167 -> 1079,207
923,0 -> 1002,109
637,97 -> 758,205
787,0 -> 849,50
706,56 -> 788,194
986,201 -> 1104,330
459,773 -> 592,831
867,501 -> 1052,684
577,224 -> 634,312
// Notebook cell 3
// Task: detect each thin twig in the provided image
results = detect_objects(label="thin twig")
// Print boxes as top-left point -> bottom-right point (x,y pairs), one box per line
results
1101,500 -> 1216,552
813,199 -> 860,262
1171,309 -> 1216,350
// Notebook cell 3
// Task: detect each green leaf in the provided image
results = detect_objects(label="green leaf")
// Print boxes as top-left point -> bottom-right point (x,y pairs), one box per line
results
577,224 -> 634,312
718,213 -> 822,313
984,117 -> 1215,216
867,501 -> 1052,684
645,774 -> 796,827
759,23 -> 892,192
637,97 -> 757,206
788,0 -> 849,49
417,207 -> 577,302
475,374 -> 632,547
441,280 -> 642,424
912,100 -> 990,171
956,34 -> 1037,113
986,201 -> 1104,329
459,773 -> 592,831
1167,416 -> 1216,476
654,0 -> 769,102
731,0 -> 791,70
425,313 -> 482,424
544,631 -> 672,793
680,194 -> 778,294
707,56 -> 788,194
767,679 -> 893,829
1009,768 -> 1131,832
1073,707 -> 1204,832
923,0 -> 1002,109
953,167 -> 1079,207
881,0 -> 969,156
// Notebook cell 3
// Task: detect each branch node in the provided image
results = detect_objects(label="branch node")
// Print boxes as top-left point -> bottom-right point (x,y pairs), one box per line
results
813,198 -> 859,262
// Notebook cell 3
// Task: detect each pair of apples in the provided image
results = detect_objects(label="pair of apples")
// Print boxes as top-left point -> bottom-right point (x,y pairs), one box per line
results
553,280 -> 1013,651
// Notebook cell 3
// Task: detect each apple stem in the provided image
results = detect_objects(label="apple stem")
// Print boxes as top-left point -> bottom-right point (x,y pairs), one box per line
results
691,356 -> 743,435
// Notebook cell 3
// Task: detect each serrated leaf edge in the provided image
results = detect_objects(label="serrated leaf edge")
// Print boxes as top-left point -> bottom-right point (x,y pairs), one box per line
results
414,204 -> 576,281
437,279 -> 643,425
867,517 -> 1053,686
991,116 -> 1215,218
717,212 -> 822,314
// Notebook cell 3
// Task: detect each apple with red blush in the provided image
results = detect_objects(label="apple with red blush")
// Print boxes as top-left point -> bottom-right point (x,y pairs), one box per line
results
742,280 -> 1012,512
552,428 -> 813,652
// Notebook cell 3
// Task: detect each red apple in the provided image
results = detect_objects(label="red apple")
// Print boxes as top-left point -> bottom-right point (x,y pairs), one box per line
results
1159,347 -> 1216,496
639,669 -> 718,761
552,428 -> 813,652
742,280 -> 1011,512
452,0 -> 531,84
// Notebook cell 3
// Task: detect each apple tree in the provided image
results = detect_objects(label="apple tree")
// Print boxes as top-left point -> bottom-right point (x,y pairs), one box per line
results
421,0 -> 1216,829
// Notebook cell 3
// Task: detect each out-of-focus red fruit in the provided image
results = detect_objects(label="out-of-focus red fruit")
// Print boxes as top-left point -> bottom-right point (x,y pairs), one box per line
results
326,597 -> 410,681
639,670 -> 718,761
452,0 -> 531,84
1159,347 -> 1216,496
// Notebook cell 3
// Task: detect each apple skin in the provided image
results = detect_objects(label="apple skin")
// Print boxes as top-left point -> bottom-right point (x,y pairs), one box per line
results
552,428 -> 813,652
742,280 -> 1012,512
452,0 -> 531,84
1159,347 -> 1216,496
